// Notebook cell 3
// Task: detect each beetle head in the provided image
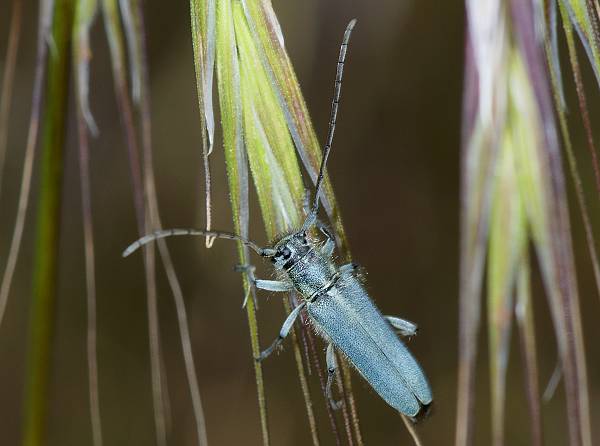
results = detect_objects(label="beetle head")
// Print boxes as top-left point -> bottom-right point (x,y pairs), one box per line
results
270,230 -> 310,270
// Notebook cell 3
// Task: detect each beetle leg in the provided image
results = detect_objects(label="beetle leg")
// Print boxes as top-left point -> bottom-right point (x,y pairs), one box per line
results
322,238 -> 335,258
339,262 -> 360,276
385,315 -> 419,338
233,263 -> 255,274
234,264 -> 292,307
317,222 -> 336,256
254,279 -> 293,292
257,302 -> 306,361
313,219 -> 336,257
234,264 -> 259,308
234,264 -> 292,292
326,344 -> 343,410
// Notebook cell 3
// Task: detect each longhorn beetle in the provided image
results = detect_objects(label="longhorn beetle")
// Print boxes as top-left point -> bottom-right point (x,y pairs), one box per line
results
123,19 -> 433,418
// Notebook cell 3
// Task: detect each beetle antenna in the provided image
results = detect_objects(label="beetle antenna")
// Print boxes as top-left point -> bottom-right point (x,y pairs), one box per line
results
303,19 -> 357,230
122,228 -> 275,258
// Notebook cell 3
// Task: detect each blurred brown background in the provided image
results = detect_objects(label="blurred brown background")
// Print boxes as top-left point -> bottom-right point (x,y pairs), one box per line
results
1,0 -> 599,445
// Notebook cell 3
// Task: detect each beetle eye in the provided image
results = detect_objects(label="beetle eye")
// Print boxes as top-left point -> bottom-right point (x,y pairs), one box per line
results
300,231 -> 308,245
282,247 -> 292,259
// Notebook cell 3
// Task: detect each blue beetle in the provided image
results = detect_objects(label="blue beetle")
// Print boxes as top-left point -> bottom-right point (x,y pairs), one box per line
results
124,19 -> 432,418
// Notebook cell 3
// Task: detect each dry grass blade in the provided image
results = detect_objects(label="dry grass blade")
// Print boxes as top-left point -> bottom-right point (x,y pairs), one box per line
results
400,415 -> 423,446
340,364 -> 361,445
459,2 -> 594,445
333,368 -> 354,445
101,1 -> 168,444
117,0 -> 141,103
133,2 -> 209,444
301,310 -> 342,445
72,1 -> 103,445
75,121 -> 103,446
559,0 -> 600,88
559,2 -> 600,203
457,2 -> 507,442
0,0 -> 55,329
514,252 -> 543,446
549,1 -> 600,304
510,2 -> 592,445
546,0 -> 567,110
0,0 -> 23,200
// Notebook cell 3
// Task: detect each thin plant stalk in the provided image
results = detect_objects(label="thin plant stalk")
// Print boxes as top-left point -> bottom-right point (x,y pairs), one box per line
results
101,1 -> 168,443
75,106 -> 103,446
552,1 -> 600,302
301,310 -> 341,445
22,1 -> 74,444
515,252 -> 543,446
189,0 -> 216,248
510,3 -> 592,444
133,2 -> 209,443
0,0 -> 55,328
559,2 -> 600,206
401,414 -> 423,446
72,0 -> 103,444
331,356 -> 354,444
0,0 -> 23,200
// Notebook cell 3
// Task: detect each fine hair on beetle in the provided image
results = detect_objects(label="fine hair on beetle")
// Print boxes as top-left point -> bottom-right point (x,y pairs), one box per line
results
124,18 -> 433,420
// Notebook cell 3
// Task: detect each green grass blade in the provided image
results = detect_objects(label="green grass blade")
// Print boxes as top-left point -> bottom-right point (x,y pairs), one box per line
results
200,2 -> 367,443
23,1 -> 74,444
215,1 -> 270,444
487,126 -> 524,446
238,4 -> 362,442
233,7 -> 320,444
190,0 -> 216,246
240,0 -> 350,255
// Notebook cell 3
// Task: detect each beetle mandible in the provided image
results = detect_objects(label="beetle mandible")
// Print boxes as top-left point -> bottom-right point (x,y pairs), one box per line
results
123,19 -> 433,418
